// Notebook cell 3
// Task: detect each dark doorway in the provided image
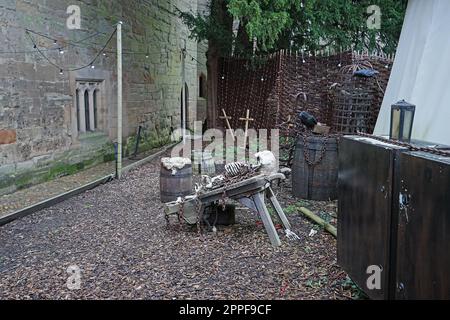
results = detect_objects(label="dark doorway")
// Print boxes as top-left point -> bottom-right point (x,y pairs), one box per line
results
180,83 -> 189,130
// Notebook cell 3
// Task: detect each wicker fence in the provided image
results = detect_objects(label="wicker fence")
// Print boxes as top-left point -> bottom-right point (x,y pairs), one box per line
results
216,50 -> 393,135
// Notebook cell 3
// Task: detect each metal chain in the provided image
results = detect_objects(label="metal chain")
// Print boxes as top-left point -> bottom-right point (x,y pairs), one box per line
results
302,132 -> 329,167
357,132 -> 450,157
175,164 -> 259,237
215,167 -> 259,210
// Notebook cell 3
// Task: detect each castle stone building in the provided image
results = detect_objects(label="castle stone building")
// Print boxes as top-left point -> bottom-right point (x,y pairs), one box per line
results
0,0 -> 208,195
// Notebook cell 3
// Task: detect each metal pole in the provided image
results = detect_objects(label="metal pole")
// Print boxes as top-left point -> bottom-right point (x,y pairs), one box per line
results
181,39 -> 186,145
116,22 -> 123,179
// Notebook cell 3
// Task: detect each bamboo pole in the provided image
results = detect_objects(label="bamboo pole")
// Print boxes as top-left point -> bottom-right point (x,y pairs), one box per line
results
299,207 -> 337,238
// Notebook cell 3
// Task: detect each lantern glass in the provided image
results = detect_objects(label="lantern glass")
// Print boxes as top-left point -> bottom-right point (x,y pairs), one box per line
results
389,100 -> 416,142
402,110 -> 414,141
390,108 -> 401,140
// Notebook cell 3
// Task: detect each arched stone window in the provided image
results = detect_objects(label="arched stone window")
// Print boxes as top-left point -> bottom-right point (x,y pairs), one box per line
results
93,89 -> 99,129
75,81 -> 102,134
76,89 -> 80,131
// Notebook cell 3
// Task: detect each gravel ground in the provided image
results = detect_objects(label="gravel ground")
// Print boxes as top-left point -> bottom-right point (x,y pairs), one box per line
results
0,155 -> 352,300
0,146 -> 169,219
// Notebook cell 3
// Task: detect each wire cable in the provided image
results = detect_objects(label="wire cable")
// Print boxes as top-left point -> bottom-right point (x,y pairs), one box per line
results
0,29 -> 108,55
25,28 -> 117,72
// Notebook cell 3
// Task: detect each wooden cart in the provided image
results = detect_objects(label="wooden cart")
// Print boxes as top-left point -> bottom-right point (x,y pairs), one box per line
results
165,172 -> 292,247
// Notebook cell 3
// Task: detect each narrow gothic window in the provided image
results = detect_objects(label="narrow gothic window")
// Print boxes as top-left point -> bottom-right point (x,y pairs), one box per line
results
93,89 -> 98,129
76,89 -> 80,131
75,81 -> 102,134
84,90 -> 91,131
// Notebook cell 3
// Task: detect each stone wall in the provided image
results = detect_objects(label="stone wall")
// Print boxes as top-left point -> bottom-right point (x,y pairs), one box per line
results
0,0 -> 208,195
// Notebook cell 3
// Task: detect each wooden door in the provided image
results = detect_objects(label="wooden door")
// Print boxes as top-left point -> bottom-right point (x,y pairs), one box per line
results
395,152 -> 450,299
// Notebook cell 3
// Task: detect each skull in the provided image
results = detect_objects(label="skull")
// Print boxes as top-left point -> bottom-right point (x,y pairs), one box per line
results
255,150 -> 277,175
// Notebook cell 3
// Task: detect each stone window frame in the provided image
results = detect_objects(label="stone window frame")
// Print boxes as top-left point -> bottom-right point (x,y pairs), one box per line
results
72,79 -> 107,139
76,81 -> 100,133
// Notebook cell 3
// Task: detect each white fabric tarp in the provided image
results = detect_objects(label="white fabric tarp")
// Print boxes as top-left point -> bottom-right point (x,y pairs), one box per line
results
374,0 -> 450,146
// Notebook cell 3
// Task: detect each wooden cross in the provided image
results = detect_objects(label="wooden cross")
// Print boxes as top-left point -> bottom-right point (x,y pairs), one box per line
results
239,109 -> 254,147
287,115 -> 295,129
219,109 -> 235,140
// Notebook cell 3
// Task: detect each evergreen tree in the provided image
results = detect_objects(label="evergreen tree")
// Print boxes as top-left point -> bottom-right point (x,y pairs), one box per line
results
179,0 -> 407,126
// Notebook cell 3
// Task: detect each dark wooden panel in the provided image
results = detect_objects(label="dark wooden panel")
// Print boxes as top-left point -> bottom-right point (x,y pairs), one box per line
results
292,136 -> 339,201
337,136 -> 406,300
396,152 -> 450,300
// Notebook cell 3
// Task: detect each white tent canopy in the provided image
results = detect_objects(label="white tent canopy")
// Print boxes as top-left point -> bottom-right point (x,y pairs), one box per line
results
374,0 -> 450,146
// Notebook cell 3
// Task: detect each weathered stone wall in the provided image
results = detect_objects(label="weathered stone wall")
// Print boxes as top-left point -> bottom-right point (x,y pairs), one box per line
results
195,0 -> 209,127
0,0 -> 208,195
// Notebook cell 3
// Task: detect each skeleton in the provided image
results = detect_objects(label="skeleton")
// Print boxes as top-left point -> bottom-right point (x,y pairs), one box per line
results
195,151 -> 278,193
170,150 -> 300,244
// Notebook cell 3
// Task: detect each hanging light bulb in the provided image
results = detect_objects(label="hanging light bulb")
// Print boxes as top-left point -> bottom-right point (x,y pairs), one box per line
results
59,48 -> 64,55
261,77 -> 265,82
59,69 -> 63,75
221,75 -> 225,80
338,62 -> 342,68
91,64 -> 95,69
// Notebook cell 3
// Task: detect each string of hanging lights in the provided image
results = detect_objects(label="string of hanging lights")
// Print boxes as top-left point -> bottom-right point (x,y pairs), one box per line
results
25,29 -> 117,74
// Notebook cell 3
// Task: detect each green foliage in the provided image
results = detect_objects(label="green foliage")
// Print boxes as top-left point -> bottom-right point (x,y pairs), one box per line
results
178,0 -> 234,54
291,0 -> 408,54
228,0 -> 300,51
284,200 -> 311,215
341,276 -> 369,300
306,276 -> 329,289
179,0 -> 407,56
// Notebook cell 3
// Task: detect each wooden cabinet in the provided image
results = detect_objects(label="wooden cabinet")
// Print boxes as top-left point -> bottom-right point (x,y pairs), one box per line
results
338,136 -> 450,300
337,136 -> 407,300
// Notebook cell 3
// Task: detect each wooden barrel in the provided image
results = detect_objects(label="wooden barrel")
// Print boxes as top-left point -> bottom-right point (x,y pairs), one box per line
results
192,150 -> 216,176
160,162 -> 193,203
201,151 -> 216,176
192,150 -> 203,174
292,135 -> 338,201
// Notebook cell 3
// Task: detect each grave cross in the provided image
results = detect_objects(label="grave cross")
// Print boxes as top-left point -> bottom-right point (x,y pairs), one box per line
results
287,115 -> 295,129
220,108 -> 235,140
239,109 -> 254,147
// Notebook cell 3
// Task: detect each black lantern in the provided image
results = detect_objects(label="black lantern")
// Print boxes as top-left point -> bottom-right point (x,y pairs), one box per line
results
390,100 -> 416,142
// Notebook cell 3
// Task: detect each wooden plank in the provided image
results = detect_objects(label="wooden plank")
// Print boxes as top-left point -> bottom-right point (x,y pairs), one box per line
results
266,187 -> 291,230
252,192 -> 281,247
0,175 -> 114,226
